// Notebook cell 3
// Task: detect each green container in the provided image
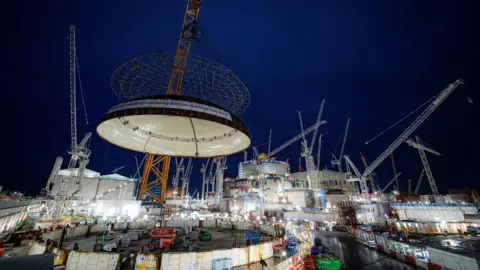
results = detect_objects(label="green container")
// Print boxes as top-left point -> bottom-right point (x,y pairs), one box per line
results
314,258 -> 342,270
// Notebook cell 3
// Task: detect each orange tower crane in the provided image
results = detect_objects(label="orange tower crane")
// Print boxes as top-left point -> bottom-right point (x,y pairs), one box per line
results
138,0 -> 202,205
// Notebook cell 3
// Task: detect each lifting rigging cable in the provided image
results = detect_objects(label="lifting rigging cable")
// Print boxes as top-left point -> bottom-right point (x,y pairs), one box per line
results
364,93 -> 438,145
75,52 -> 89,125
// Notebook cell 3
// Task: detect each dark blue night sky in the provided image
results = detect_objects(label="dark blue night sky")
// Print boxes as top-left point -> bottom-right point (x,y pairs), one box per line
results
5,0 -> 479,196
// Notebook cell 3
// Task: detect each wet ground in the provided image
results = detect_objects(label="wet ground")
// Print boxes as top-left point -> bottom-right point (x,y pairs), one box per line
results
313,231 -> 414,270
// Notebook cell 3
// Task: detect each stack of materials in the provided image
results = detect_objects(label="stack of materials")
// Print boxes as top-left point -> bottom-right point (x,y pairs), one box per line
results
127,231 -> 141,241
286,230 -> 297,256
115,235 -> 131,248
246,231 -> 260,245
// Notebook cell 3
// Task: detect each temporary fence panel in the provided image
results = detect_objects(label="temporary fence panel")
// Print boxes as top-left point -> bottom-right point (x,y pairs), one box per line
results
427,247 -> 480,270
68,226 -> 89,238
229,248 -> 240,266
236,247 -> 249,267
213,258 -> 233,270
66,250 -> 119,270
145,221 -> 156,229
163,253 -> 180,269
262,242 -> 274,258
190,252 -> 203,270
127,222 -> 142,230
90,224 -> 108,234
159,253 -> 169,270
164,220 -> 199,228
114,222 -> 127,231
201,220 -> 216,228
135,254 -> 158,270
52,247 -> 70,265
200,251 -> 214,270
28,241 -> 46,255
179,252 -> 194,269
42,230 -> 63,241
248,244 -> 260,263
159,242 -> 275,269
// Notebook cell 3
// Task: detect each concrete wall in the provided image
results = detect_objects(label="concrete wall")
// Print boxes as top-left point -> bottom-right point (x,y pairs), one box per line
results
284,211 -> 338,222
50,176 -> 136,201
0,201 -> 31,209
165,220 -> 199,228
41,221 -> 157,241
392,203 -> 477,222
42,229 -> 63,241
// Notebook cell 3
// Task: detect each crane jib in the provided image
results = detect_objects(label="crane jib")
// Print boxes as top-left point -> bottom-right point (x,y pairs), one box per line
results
362,79 -> 464,179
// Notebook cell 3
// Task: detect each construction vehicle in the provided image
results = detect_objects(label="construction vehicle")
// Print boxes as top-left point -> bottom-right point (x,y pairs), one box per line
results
150,228 -> 176,248
199,229 -> 211,241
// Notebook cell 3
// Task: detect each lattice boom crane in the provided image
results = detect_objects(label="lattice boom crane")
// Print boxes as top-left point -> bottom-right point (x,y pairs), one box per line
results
139,0 -> 202,204
266,120 -> 326,159
362,79 -> 464,179
405,135 -> 441,195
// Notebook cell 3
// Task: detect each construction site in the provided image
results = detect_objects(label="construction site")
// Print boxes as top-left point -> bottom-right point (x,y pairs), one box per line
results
1,0 -> 479,269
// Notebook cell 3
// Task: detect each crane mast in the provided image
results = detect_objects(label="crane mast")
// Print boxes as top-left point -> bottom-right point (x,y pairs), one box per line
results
267,129 -> 272,157
172,158 -> 185,196
416,143 -> 438,195
44,157 -> 63,195
298,111 -> 312,188
362,79 -> 464,179
316,133 -> 323,170
217,156 -> 227,201
297,101 -> 325,192
331,118 -> 350,172
200,158 -> 210,202
390,153 -> 399,191
344,155 -> 369,194
309,100 -> 326,155
414,169 -> 425,195
59,26 -> 92,198
405,135 -> 440,195
68,25 -> 77,165
167,0 -> 201,95
381,172 -> 402,193
181,158 -> 193,199
359,152 -> 376,192
139,0 -> 202,204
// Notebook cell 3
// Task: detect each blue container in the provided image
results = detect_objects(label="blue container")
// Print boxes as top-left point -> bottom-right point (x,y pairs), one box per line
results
310,247 -> 321,255
246,231 -> 261,240
314,238 -> 322,246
